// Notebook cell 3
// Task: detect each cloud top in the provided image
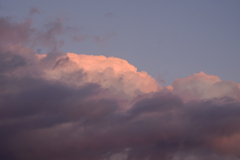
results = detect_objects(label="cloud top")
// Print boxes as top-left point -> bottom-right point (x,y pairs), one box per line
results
172,71 -> 240,101
41,52 -> 160,97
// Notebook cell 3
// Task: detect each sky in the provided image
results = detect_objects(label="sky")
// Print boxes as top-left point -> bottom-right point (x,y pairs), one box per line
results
0,1 -> 240,160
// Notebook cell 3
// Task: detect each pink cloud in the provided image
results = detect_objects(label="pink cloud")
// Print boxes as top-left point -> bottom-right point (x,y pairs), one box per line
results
171,71 -> 240,101
45,52 -> 160,97
213,133 -> 240,156
0,17 -> 33,46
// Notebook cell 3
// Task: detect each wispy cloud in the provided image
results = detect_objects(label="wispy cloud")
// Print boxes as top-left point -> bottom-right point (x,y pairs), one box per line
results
29,7 -> 40,16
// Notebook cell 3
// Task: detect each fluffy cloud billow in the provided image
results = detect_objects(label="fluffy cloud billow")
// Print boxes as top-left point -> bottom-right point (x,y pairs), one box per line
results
0,17 -> 240,160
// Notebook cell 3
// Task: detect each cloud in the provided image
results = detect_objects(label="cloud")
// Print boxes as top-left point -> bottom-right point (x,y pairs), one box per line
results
29,7 -> 40,16
0,17 -> 33,46
42,52 -> 160,97
32,18 -> 66,50
93,33 -> 117,48
72,35 -> 89,42
0,15 -> 240,160
171,71 -> 240,101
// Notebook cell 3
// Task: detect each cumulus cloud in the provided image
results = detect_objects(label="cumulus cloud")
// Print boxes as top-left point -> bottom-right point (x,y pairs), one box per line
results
50,52 -> 160,96
0,16 -> 240,160
171,71 -> 240,101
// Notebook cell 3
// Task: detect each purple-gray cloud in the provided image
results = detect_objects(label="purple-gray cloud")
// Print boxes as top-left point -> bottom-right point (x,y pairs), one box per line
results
29,7 -> 40,16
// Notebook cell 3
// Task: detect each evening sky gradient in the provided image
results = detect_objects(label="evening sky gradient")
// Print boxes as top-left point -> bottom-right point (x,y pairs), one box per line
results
0,1 -> 240,160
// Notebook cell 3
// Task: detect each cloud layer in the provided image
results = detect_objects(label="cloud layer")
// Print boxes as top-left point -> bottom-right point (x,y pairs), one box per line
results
0,16 -> 240,160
